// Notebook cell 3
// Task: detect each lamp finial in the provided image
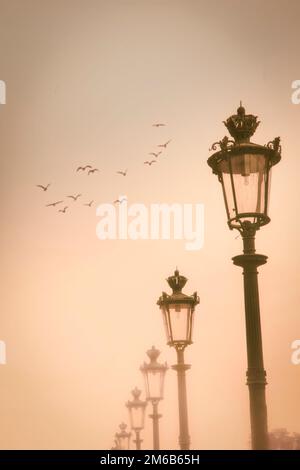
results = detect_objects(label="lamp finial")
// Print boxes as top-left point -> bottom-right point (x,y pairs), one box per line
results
224,103 -> 259,142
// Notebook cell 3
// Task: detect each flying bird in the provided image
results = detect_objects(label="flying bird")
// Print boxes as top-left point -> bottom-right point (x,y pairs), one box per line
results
46,201 -> 63,207
36,183 -> 51,191
67,194 -> 81,201
88,168 -> 99,175
84,200 -> 94,207
113,197 -> 127,204
152,123 -> 166,127
76,165 -> 92,172
116,169 -> 127,176
144,160 -> 156,166
59,206 -> 68,213
158,139 -> 171,148
149,151 -> 162,158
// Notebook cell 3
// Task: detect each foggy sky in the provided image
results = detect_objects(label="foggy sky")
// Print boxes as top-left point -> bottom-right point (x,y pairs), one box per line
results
0,0 -> 299,449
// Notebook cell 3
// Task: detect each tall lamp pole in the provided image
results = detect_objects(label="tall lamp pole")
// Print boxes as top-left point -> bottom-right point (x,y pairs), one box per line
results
126,387 -> 147,450
207,104 -> 281,449
157,270 -> 199,450
140,346 -> 168,450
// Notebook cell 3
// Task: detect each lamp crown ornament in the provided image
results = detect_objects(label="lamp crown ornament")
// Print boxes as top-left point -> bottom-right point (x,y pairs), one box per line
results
147,345 -> 161,363
126,387 -> 147,408
158,269 -> 199,308
166,269 -> 187,293
141,345 -> 168,377
119,422 -> 127,432
132,387 -> 142,400
223,102 -> 260,143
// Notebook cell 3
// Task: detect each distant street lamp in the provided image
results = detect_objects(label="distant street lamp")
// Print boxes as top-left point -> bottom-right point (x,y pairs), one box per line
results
140,346 -> 168,450
126,387 -> 147,450
207,103 -> 281,450
115,422 -> 131,450
157,269 -> 199,450
111,439 -> 120,450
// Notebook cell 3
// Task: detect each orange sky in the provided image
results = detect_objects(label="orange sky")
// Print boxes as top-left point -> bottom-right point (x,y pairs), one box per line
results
0,0 -> 299,449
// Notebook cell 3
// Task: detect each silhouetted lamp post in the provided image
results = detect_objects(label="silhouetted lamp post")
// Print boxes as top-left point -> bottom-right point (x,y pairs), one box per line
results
115,422 -> 131,450
140,346 -> 168,450
207,104 -> 281,450
126,387 -> 147,450
157,270 -> 199,450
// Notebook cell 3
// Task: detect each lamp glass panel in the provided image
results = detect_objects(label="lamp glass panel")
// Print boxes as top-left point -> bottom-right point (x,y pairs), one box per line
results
161,306 -> 171,343
117,435 -> 129,450
220,170 -> 236,220
168,303 -> 191,343
218,153 -> 268,223
148,370 -> 163,400
130,406 -> 144,430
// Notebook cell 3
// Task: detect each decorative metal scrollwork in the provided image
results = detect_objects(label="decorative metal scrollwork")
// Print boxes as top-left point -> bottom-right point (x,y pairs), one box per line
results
266,136 -> 281,154
209,135 -> 235,153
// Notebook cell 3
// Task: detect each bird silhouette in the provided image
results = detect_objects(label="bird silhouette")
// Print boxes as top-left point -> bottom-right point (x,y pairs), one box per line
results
88,168 -> 99,175
113,197 -> 127,204
76,165 -> 92,172
46,201 -> 63,207
59,206 -> 68,213
149,151 -> 162,158
152,123 -> 166,127
84,200 -> 94,207
36,183 -> 51,191
67,194 -> 81,201
116,169 -> 127,176
144,160 -> 156,166
158,139 -> 171,148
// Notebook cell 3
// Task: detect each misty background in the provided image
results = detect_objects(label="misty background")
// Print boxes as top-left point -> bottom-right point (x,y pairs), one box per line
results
0,0 -> 299,449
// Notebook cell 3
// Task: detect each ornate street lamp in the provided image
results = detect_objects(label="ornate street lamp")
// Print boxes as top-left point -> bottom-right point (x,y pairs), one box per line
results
157,269 -> 199,450
126,387 -> 147,450
111,439 -> 120,450
115,422 -> 131,450
207,103 -> 281,450
140,346 -> 168,450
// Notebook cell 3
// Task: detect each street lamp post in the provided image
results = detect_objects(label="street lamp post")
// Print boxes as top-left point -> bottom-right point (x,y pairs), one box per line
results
157,270 -> 199,450
207,104 -> 281,450
115,422 -> 131,450
126,387 -> 147,450
140,346 -> 168,450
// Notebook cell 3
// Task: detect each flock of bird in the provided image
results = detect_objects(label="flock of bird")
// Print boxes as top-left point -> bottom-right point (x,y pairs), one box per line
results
36,123 -> 171,213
